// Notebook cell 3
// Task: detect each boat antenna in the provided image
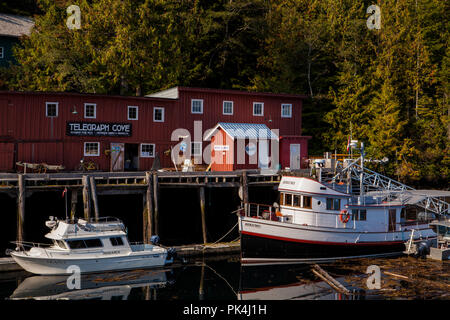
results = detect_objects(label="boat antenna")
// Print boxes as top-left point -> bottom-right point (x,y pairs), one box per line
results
360,142 -> 365,205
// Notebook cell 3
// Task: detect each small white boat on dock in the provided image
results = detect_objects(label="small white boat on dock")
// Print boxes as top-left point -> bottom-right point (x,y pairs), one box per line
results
8,216 -> 175,275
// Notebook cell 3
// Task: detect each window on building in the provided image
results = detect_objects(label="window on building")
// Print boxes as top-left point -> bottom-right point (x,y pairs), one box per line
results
253,102 -> 264,116
84,142 -> 100,156
192,142 -> 202,156
303,196 -> 312,209
0,47 -> 3,59
140,144 -> 155,158
191,99 -> 203,114
128,106 -> 138,120
223,101 -> 233,115
293,195 -> 301,207
281,104 -> 292,118
326,198 -> 341,210
110,237 -> 124,246
84,103 -> 96,119
153,107 -> 164,122
46,102 -> 58,117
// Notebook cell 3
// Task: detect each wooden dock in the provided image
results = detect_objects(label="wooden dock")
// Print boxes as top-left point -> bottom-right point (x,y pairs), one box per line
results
0,169 -> 313,251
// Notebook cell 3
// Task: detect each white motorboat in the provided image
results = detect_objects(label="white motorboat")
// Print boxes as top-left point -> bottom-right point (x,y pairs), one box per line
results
9,216 -> 176,275
239,155 -> 450,265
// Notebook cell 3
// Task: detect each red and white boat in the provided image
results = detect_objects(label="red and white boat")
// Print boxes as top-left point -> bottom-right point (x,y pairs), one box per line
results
239,157 -> 449,265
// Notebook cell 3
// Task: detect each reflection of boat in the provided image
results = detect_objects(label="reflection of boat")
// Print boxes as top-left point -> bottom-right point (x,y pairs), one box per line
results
239,154 -> 449,264
9,268 -> 173,300
9,217 -> 175,275
238,264 -> 361,300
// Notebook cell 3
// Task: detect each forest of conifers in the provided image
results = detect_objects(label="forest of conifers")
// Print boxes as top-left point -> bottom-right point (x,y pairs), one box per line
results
1,0 -> 448,186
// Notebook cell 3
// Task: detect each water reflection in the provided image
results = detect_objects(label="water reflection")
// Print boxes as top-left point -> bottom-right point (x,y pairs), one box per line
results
9,268 -> 173,300
6,258 -> 369,300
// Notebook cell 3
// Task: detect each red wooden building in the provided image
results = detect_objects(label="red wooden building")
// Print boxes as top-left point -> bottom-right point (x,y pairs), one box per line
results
0,87 -> 311,172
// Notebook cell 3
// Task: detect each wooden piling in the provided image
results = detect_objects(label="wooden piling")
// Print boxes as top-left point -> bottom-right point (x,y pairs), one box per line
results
242,171 -> 249,216
146,172 -> 154,240
199,186 -> 207,245
17,174 -> 25,242
152,172 -> 159,235
89,176 -> 99,221
70,189 -> 78,219
82,175 -> 91,220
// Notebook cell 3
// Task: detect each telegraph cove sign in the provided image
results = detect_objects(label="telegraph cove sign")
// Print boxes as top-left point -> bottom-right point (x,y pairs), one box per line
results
66,122 -> 132,137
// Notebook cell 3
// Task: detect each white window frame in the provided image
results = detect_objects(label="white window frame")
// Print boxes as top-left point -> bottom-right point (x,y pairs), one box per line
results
84,103 -> 97,119
153,107 -> 165,122
84,142 -> 100,157
0,47 -> 4,59
253,102 -> 264,116
140,143 -> 155,158
223,101 -> 233,115
127,106 -> 138,120
191,142 -> 202,156
45,102 -> 58,118
191,99 -> 203,114
281,103 -> 292,118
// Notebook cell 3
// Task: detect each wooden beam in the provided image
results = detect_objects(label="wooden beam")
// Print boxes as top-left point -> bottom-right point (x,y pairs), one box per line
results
89,176 -> 100,222
199,186 -> 207,245
17,174 -> 25,243
144,172 -> 154,243
82,175 -> 91,220
70,189 -> 78,219
242,171 -> 249,216
153,172 -> 159,235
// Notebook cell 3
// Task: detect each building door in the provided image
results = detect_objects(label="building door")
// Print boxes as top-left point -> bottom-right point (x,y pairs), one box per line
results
290,144 -> 301,170
110,143 -> 124,172
124,143 -> 139,171
388,209 -> 396,232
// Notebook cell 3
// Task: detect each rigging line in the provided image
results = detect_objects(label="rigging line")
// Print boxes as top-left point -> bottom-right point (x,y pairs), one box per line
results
202,262 -> 238,297
202,221 -> 239,250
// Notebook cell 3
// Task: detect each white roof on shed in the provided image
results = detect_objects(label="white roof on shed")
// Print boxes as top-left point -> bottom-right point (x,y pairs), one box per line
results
0,14 -> 34,37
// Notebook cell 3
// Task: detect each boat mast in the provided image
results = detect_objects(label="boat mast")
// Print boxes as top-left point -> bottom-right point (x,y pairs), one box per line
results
359,142 -> 365,205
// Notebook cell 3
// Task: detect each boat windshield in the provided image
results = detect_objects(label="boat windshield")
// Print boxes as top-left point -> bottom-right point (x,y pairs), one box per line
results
54,240 -> 67,249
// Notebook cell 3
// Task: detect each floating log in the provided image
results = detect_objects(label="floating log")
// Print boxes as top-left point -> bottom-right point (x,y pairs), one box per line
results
312,264 -> 350,295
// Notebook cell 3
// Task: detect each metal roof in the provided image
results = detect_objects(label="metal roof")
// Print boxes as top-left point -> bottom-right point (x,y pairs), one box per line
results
0,14 -> 34,37
204,122 -> 279,141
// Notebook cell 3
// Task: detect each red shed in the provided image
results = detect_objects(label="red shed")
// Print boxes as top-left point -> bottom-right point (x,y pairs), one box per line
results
204,123 -> 279,172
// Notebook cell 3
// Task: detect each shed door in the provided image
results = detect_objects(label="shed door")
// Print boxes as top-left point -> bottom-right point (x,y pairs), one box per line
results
290,144 -> 301,170
388,209 -> 396,232
110,143 -> 124,172
258,140 -> 269,169
0,143 -> 14,171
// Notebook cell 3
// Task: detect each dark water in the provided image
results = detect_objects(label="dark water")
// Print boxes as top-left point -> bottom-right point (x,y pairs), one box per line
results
1,255 -> 448,301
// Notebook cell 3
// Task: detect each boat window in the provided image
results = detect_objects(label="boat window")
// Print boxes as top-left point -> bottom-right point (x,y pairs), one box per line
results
285,194 -> 292,206
326,198 -> 341,210
84,239 -> 103,248
303,196 -> 312,209
293,195 -> 301,207
66,238 -> 103,249
110,237 -> 124,246
279,193 -> 284,205
352,209 -> 367,221
57,240 -> 67,249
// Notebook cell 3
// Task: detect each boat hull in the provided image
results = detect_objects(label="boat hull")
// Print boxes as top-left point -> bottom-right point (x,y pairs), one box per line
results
239,217 -> 436,265
10,251 -> 170,275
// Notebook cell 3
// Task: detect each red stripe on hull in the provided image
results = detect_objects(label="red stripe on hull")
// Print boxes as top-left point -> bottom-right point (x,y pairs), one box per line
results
240,230 -> 405,246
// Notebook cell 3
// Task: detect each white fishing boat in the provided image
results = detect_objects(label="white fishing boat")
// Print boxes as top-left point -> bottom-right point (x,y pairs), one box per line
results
239,151 -> 450,265
8,216 -> 176,275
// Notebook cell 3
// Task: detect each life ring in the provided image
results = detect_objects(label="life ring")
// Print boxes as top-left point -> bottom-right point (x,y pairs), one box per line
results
339,210 -> 350,223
